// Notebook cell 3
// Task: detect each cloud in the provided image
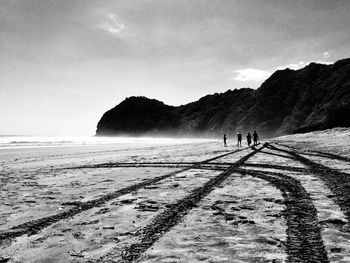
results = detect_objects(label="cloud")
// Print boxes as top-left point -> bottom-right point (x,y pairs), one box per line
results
232,59 -> 335,83
101,13 -> 126,35
276,61 -> 308,70
323,51 -> 331,59
232,68 -> 271,82
276,60 -> 334,70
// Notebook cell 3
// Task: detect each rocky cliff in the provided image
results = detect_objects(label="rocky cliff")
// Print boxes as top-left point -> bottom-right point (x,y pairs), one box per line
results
96,58 -> 350,138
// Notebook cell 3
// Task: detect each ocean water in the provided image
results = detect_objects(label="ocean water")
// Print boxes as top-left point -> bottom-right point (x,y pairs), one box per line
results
0,135 -> 214,149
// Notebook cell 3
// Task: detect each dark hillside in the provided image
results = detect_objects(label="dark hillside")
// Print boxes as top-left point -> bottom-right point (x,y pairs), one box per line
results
96,58 -> 350,137
96,97 -> 179,136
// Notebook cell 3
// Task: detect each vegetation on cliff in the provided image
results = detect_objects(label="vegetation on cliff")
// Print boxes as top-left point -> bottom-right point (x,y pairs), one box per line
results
96,58 -> 350,137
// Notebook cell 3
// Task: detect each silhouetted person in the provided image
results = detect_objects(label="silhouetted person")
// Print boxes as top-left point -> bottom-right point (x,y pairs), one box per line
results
223,134 -> 227,147
237,131 -> 242,147
253,130 -> 259,146
246,132 -> 252,146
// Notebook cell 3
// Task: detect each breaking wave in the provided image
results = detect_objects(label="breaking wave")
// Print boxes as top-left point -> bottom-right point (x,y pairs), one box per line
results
0,136 -> 214,149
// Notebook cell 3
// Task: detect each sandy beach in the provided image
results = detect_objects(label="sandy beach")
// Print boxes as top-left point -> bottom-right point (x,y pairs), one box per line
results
2,1 -> 350,262
1,129 -> 350,263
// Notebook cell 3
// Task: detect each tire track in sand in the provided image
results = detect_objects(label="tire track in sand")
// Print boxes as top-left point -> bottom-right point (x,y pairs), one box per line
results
238,168 -> 329,263
94,145 -> 265,263
274,142 -> 350,163
0,148 -> 246,242
268,143 -> 350,222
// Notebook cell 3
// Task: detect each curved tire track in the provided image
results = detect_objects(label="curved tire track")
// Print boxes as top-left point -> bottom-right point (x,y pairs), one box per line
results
274,142 -> 350,163
238,168 -> 329,263
0,148 -> 246,242
92,146 -> 265,263
268,143 -> 350,222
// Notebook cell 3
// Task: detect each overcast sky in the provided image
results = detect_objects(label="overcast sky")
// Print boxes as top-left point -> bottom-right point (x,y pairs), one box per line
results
1,0 -> 349,136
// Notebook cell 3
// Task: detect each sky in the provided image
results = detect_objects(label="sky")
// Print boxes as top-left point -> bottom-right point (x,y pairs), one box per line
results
1,0 -> 350,136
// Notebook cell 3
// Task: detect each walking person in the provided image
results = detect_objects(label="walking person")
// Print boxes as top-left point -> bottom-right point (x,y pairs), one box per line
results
223,134 -> 227,147
237,131 -> 242,147
246,132 -> 252,146
253,130 -> 259,146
